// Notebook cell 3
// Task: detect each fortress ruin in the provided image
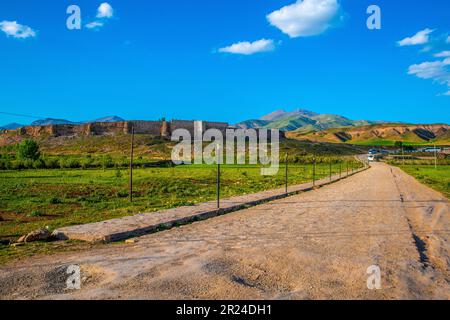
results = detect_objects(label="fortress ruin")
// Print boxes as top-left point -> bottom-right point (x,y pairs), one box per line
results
6,120 -> 229,139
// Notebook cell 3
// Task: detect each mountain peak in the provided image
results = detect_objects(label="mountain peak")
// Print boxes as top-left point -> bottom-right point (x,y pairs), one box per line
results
90,116 -> 125,123
0,123 -> 24,130
31,118 -> 78,126
238,108 -> 379,132
260,109 -> 319,121
260,110 -> 287,121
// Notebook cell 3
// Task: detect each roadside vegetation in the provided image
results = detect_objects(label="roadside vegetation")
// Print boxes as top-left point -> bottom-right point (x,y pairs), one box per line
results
395,165 -> 450,199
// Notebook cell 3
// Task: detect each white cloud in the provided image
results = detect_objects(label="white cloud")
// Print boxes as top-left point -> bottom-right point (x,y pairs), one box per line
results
447,36 -> 450,43
408,59 -> 450,96
86,3 -> 114,30
434,51 -> 450,58
398,28 -> 434,46
408,61 -> 448,80
219,39 -> 276,55
267,0 -> 341,38
0,20 -> 36,39
97,3 -> 114,18
86,21 -> 104,29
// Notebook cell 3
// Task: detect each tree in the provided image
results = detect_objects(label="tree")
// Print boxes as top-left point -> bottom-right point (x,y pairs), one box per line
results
394,141 -> 403,148
16,139 -> 40,161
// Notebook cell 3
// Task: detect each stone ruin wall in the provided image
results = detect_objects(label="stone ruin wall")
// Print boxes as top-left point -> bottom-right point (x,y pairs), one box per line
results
6,120 -> 231,139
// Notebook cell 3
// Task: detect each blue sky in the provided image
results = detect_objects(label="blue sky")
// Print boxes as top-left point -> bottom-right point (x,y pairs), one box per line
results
0,0 -> 449,126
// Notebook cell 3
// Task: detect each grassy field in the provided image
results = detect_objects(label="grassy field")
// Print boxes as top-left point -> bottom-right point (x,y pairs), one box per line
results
0,133 -> 367,263
0,160 -> 361,243
398,165 -> 450,198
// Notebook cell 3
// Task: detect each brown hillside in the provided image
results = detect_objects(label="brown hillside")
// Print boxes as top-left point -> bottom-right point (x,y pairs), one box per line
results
287,124 -> 450,145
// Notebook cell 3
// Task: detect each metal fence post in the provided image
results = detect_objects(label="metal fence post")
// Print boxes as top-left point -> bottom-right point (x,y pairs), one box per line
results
329,159 -> 332,181
129,124 -> 135,203
313,157 -> 316,187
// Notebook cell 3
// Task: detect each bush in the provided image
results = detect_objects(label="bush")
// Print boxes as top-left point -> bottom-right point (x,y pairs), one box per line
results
28,210 -> 44,217
16,139 -> 40,160
5,160 -> 15,170
25,159 -> 35,168
8,160 -> 24,170
101,156 -> 114,169
81,157 -> 94,170
44,158 -> 59,169
66,159 -> 80,169
49,196 -> 62,204
33,158 -> 46,169
116,190 -> 129,198
59,158 -> 80,169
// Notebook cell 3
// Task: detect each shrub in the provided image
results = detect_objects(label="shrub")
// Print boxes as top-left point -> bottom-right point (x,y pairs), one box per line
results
22,159 -> 34,169
28,210 -> 44,217
116,190 -> 129,198
81,157 -> 94,170
59,158 -> 80,169
5,160 -> 14,170
16,139 -> 40,161
44,158 -> 59,169
33,158 -> 46,169
49,196 -> 62,204
66,159 -> 80,169
101,156 -> 114,169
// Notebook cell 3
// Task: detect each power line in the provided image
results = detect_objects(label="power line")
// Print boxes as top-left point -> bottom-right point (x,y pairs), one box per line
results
0,111 -> 44,119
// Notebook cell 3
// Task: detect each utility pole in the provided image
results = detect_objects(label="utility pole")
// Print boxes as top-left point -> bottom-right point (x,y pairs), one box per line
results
285,153 -> 288,195
217,144 -> 221,209
434,144 -> 438,170
129,124 -> 135,203
402,146 -> 405,165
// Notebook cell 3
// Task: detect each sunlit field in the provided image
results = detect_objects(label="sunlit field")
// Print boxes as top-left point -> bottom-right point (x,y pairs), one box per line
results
398,165 -> 450,199
0,160 -> 362,243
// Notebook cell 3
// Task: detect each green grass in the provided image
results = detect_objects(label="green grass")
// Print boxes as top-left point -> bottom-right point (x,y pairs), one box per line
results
398,165 -> 450,198
0,161 -> 361,244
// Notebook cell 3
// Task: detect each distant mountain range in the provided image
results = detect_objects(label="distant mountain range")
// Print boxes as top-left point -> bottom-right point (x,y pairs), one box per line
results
0,116 -> 125,130
0,122 -> 25,130
89,116 -> 124,123
31,118 -> 81,126
237,109 -> 386,132
287,123 -> 450,145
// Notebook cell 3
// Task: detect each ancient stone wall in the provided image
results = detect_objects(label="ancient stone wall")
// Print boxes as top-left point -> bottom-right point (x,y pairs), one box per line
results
5,120 -> 274,140
130,121 -> 162,135
170,120 -> 197,136
205,121 -> 229,134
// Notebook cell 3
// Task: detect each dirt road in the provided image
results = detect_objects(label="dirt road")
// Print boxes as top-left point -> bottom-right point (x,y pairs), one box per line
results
1,162 -> 449,300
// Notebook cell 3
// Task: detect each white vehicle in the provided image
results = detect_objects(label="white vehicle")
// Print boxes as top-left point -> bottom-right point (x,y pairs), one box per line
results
368,155 -> 375,162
